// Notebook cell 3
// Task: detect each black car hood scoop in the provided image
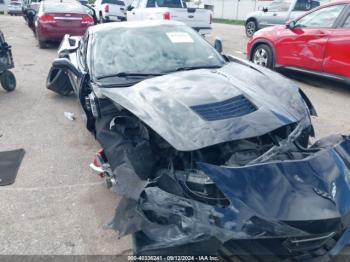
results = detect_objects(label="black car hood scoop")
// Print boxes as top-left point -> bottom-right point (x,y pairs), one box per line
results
191,95 -> 257,121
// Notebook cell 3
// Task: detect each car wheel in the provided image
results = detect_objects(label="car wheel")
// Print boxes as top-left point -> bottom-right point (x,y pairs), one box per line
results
0,70 -> 16,92
38,39 -> 46,49
245,20 -> 257,38
36,32 -> 46,49
252,44 -> 274,69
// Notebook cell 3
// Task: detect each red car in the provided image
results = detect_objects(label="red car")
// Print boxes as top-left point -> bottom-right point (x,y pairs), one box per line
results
247,0 -> 350,84
35,0 -> 94,48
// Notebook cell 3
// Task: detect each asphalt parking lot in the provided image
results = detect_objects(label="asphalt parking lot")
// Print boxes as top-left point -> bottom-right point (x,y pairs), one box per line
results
0,15 -> 349,258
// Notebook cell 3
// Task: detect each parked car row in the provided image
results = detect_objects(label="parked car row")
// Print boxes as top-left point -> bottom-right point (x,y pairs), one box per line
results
90,0 -> 213,34
20,0 -> 212,48
125,0 -> 213,35
247,0 -> 350,86
22,0 -> 95,48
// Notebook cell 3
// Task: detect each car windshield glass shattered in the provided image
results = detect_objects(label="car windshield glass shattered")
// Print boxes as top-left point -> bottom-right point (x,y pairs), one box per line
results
91,25 -> 225,80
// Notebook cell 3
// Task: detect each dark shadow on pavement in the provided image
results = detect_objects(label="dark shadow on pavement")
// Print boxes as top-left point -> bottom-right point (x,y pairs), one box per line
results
279,70 -> 350,94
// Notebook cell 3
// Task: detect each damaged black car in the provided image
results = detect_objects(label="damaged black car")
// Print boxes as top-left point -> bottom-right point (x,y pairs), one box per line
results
47,21 -> 350,261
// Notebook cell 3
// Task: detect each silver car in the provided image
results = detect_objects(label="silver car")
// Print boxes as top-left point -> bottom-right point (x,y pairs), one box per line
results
245,0 -> 329,37
7,0 -> 23,15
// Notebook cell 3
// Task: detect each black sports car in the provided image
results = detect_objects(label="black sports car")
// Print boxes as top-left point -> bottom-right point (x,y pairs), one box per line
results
47,21 -> 350,261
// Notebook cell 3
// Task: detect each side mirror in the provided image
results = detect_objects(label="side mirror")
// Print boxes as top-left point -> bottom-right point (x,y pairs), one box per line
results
214,37 -> 223,53
52,58 -> 81,77
286,20 -> 296,29
127,5 -> 134,11
262,7 -> 268,12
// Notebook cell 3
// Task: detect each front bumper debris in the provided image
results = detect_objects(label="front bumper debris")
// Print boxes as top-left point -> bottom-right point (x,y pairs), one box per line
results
109,135 -> 350,260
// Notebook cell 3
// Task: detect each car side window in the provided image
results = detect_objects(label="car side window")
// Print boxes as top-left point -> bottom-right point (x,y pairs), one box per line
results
343,14 -> 350,28
293,0 -> 320,12
295,4 -> 345,28
146,0 -> 155,7
268,0 -> 292,12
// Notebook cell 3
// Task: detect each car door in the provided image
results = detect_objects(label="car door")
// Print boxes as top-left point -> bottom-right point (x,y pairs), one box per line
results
275,3 -> 346,72
259,0 -> 293,27
126,0 -> 141,20
323,5 -> 350,79
93,0 -> 101,17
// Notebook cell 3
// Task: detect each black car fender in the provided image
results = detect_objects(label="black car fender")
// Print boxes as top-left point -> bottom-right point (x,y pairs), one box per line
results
299,88 -> 317,117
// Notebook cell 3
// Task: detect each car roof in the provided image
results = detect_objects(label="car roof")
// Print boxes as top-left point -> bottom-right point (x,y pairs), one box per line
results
320,0 -> 350,6
41,0 -> 85,13
88,20 -> 186,34
292,0 -> 350,21
42,0 -> 81,5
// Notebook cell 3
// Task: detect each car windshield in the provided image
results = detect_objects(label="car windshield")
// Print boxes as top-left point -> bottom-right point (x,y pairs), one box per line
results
295,4 -> 345,28
147,0 -> 183,8
91,24 -> 225,80
102,0 -> 125,5
44,2 -> 85,13
268,0 -> 292,12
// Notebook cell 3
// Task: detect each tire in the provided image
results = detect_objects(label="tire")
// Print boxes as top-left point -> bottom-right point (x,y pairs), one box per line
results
245,20 -> 257,38
36,32 -> 46,49
46,67 -> 73,96
251,44 -> 274,69
0,70 -> 16,92
38,39 -> 46,49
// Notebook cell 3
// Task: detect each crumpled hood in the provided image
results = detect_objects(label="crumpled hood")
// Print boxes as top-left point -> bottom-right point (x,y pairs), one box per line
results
99,62 -> 309,151
198,136 -> 350,222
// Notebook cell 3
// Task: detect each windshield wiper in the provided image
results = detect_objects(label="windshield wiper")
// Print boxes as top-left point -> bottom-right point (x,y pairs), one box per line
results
172,65 -> 223,72
96,72 -> 163,80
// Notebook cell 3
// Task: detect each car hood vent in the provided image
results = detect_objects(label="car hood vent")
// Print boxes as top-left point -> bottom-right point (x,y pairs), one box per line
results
191,95 -> 257,121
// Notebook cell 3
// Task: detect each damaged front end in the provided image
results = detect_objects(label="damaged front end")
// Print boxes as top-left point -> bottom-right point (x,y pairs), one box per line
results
91,109 -> 350,261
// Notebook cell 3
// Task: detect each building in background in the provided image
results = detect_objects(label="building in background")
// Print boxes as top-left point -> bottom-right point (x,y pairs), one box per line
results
213,0 -> 272,20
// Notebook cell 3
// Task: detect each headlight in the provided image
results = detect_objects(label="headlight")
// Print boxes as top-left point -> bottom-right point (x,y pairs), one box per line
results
175,169 -> 230,207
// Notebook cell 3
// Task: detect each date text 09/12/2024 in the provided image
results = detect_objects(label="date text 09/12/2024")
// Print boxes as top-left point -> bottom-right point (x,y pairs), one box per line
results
127,256 -> 220,261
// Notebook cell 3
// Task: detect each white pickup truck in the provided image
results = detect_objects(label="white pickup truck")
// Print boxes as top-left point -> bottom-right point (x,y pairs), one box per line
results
126,0 -> 212,35
93,0 -> 127,22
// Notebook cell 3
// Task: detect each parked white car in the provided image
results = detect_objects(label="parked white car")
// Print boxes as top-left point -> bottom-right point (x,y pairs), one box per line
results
93,0 -> 126,22
126,0 -> 212,35
8,0 -> 23,15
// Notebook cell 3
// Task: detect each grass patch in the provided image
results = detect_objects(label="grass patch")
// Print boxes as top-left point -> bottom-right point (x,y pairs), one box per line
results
213,18 -> 245,25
